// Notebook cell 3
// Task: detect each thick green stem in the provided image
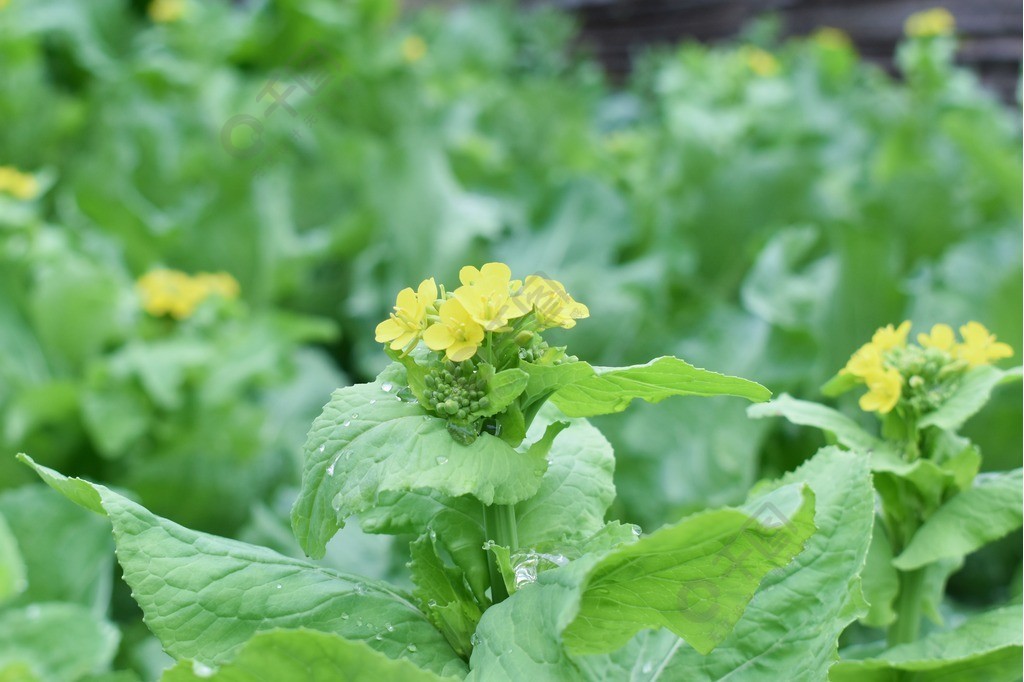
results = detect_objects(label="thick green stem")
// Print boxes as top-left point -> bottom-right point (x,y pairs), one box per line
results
889,567 -> 926,646
483,503 -> 518,604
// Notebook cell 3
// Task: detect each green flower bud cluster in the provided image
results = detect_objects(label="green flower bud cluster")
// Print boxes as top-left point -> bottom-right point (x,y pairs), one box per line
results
423,361 -> 489,421
888,345 -> 965,413
518,341 -> 576,366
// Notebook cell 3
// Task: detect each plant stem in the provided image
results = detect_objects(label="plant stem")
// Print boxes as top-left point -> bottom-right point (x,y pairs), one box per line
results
483,503 -> 518,604
889,567 -> 925,646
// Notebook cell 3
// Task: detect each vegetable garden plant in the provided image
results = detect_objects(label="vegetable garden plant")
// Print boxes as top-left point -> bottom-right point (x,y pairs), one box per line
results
12,262 -> 1022,680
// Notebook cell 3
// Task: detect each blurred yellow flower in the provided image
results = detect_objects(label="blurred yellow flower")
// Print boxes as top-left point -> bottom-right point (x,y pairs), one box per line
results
904,8 -> 955,39
424,298 -> 485,362
812,27 -> 852,51
402,35 -> 427,64
522,276 -> 589,330
744,47 -> 780,77
149,0 -> 186,23
375,278 -> 437,352
917,323 -> 956,352
138,269 -> 239,319
0,166 -> 40,200
859,367 -> 903,414
843,342 -> 884,378
454,262 -> 528,332
955,321 -> 1013,368
871,321 -> 911,353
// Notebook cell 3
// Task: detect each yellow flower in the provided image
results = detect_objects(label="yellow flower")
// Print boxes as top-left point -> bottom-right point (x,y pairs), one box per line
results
401,35 -> 427,64
859,367 -> 903,414
137,269 -> 208,319
195,272 -> 240,301
871,321 -> 912,353
904,8 -> 955,39
0,166 -> 40,200
148,0 -> 186,23
744,47 -> 780,77
423,298 -> 485,362
375,278 -> 437,352
453,262 -> 528,332
917,323 -> 956,352
521,276 -> 589,330
813,27 -> 852,51
955,322 -> 1013,368
843,342 -> 884,379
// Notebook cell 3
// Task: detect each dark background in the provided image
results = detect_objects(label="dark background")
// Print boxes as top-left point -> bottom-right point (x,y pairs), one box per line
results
527,0 -> 1022,101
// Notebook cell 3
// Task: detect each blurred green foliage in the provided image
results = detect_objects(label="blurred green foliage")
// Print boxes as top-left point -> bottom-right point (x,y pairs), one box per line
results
0,0 -> 1020,678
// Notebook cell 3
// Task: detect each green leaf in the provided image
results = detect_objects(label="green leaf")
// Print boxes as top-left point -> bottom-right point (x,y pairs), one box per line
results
519,361 -> 595,409
0,603 -> 119,682
919,365 -> 1022,431
359,490 -> 489,605
514,407 -> 615,547
0,483 -> 112,610
409,533 -> 482,658
549,356 -> 771,418
467,484 -> 816,678
562,482 -> 816,655
748,393 -> 887,453
292,365 -> 557,559
160,629 -> 452,682
894,469 -> 1023,570
859,520 -> 899,628
652,448 -> 875,680
20,457 -> 467,679
830,605 -> 1023,681
0,514 -> 26,605
476,367 -> 528,418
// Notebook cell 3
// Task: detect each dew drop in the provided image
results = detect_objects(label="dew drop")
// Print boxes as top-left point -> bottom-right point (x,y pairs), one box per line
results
343,421 -> 351,427
354,583 -> 369,595
341,613 -> 349,620
385,622 -> 395,632
641,662 -> 653,674
631,525 -> 642,537
406,644 -> 418,653
275,584 -> 282,589
374,633 -> 383,641
470,633 -> 482,647
381,382 -> 393,392
356,619 -> 364,627
427,599 -> 438,608
326,463 -> 335,476
435,456 -> 448,465
318,444 -> 326,453
192,662 -> 215,678
370,399 -> 377,405
350,413 -> 359,419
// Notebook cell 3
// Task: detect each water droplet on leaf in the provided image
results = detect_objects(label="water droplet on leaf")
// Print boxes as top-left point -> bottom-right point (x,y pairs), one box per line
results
192,662 -> 215,678
435,456 -> 448,465
381,382 -> 393,392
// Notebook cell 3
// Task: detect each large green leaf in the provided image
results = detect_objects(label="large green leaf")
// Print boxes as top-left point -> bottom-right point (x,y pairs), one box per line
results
894,469 -> 1023,570
0,484 -> 113,610
549,356 -> 771,418
514,408 -> 616,547
20,456 -> 467,679
466,482 -> 816,678
562,482 -> 815,655
291,365 -> 560,559
409,533 -> 482,659
0,514 -> 26,605
160,629 -> 451,682
830,605 -> 1023,681
0,603 -> 119,682
748,393 -> 886,453
359,490 -> 489,605
653,448 -> 874,679
919,365 -> 1022,431
859,520 -> 899,628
